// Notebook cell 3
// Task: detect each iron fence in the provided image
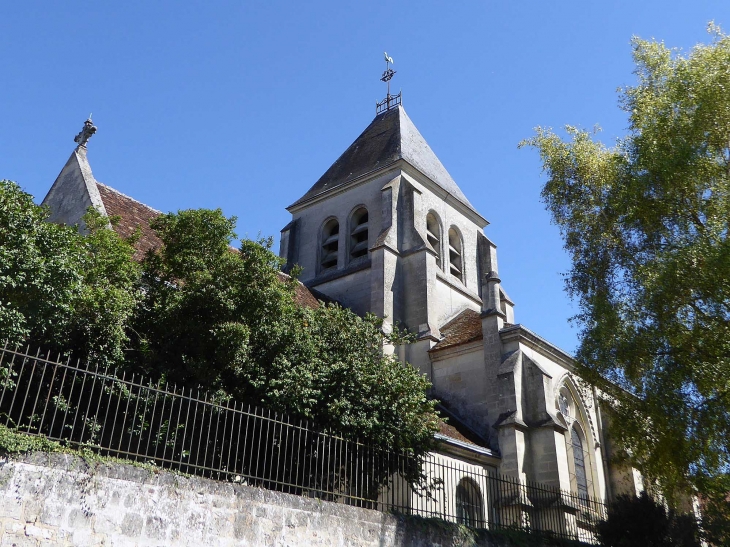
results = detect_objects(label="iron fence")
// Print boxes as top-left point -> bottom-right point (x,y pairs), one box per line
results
0,344 -> 606,543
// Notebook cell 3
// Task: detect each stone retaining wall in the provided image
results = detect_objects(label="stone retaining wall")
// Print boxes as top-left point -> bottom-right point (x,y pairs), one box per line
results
0,452 -> 511,547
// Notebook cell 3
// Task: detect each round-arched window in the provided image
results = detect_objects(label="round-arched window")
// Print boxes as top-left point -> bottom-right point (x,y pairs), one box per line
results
455,477 -> 483,527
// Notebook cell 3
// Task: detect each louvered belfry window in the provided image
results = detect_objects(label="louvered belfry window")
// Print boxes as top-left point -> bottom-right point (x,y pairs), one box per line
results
349,208 -> 369,260
320,219 -> 339,271
448,227 -> 464,282
426,213 -> 442,269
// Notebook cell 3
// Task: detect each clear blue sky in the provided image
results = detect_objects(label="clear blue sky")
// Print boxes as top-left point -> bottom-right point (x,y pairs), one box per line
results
1,1 -> 726,353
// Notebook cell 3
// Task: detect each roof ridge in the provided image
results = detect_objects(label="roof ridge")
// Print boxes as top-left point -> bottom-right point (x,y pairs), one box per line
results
96,182 -> 162,214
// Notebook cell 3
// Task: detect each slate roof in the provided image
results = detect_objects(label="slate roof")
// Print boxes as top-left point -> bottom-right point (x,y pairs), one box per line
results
289,105 -> 478,215
96,183 -> 162,262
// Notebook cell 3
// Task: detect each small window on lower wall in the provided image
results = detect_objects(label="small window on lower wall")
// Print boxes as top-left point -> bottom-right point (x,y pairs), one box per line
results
456,478 -> 484,527
448,227 -> 464,282
349,207 -> 369,260
320,219 -> 339,271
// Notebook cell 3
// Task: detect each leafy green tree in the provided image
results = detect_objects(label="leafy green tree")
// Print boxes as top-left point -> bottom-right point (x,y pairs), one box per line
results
131,208 -> 438,454
0,180 -> 140,366
597,492 -> 701,547
521,26 -> 730,504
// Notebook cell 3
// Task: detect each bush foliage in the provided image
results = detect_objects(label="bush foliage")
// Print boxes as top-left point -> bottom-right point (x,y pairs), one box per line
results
0,181 -> 438,455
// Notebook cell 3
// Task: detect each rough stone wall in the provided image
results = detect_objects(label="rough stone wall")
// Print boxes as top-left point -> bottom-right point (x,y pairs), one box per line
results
0,452 -> 512,547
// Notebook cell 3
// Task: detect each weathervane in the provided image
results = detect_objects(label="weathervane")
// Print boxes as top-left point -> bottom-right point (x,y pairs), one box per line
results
74,114 -> 97,148
376,52 -> 402,115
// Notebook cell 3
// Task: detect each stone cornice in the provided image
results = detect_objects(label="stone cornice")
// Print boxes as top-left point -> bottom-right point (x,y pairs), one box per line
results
499,324 -> 576,372
288,159 -> 489,229
429,339 -> 483,360
308,259 -> 371,287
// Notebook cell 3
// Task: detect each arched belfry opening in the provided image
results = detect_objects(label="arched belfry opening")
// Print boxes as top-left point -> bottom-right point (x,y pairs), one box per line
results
426,212 -> 442,269
320,218 -> 339,271
349,207 -> 369,261
448,227 -> 464,283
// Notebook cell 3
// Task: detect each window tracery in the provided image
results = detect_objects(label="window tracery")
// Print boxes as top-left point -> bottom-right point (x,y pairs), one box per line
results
557,384 -> 595,506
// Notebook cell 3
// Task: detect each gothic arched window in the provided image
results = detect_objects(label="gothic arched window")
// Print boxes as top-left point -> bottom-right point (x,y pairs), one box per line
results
456,477 -> 483,527
448,227 -> 464,283
571,427 -> 589,505
349,207 -> 369,260
426,212 -> 442,269
557,385 -> 595,508
320,218 -> 339,271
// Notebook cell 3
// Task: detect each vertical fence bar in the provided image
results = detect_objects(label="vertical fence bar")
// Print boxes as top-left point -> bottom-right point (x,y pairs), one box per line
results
5,348 -> 31,427
15,348 -> 40,431
26,352 -> 49,434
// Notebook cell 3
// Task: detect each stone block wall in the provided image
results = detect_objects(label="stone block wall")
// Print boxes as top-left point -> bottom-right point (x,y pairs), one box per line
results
0,452 -> 516,547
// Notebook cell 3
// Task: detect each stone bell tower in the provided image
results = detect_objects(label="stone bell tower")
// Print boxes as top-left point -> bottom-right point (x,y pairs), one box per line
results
279,60 -> 514,389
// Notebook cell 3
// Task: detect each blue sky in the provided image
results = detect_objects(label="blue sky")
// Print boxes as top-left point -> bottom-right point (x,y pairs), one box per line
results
1,1 -> 726,353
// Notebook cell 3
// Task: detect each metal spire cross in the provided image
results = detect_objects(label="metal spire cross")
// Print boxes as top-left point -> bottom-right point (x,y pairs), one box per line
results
376,52 -> 401,115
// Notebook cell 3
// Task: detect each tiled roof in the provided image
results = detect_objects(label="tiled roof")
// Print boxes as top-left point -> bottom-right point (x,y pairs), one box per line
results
429,308 -> 483,352
278,272 -> 334,309
438,421 -> 476,445
96,183 -> 162,262
96,183 -> 324,309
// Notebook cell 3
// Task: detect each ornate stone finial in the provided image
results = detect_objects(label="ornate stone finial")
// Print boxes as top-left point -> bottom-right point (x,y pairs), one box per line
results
74,116 -> 97,148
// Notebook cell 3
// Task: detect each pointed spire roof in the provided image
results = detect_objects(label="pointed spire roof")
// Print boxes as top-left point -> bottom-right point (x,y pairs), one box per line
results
288,105 -> 480,217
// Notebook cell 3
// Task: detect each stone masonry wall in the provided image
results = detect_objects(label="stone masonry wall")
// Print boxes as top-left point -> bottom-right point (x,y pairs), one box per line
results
0,452 -> 513,547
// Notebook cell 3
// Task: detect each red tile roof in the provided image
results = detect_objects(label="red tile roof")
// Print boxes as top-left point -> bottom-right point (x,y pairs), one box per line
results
438,421 -> 476,445
96,182 -> 323,309
429,308 -> 483,352
97,183 -> 162,262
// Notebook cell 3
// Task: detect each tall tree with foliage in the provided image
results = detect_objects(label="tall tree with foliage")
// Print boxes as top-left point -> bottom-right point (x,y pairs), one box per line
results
522,25 -> 730,505
0,180 -> 140,366
131,208 -> 438,455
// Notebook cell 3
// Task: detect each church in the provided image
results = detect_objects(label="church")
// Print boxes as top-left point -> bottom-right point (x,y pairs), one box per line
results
40,84 -> 644,535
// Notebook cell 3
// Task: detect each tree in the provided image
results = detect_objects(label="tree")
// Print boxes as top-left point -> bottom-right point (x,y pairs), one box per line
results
0,180 -> 140,366
130,208 -> 439,455
521,25 -> 730,505
597,492 -> 701,547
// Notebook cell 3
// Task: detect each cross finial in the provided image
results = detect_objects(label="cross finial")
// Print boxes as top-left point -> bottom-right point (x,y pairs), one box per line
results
74,116 -> 97,148
376,52 -> 401,115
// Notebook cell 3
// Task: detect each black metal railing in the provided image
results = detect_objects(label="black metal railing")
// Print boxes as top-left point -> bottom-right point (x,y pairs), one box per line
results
0,344 -> 606,543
